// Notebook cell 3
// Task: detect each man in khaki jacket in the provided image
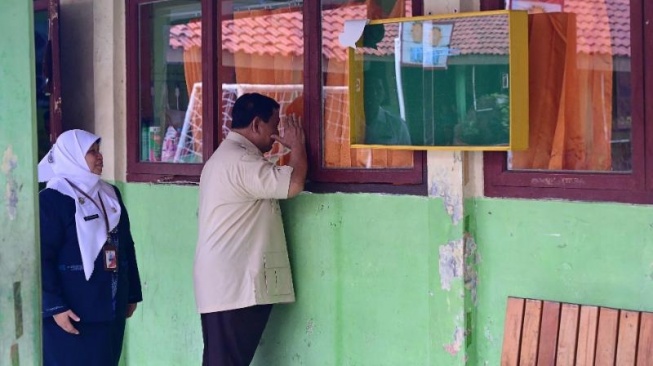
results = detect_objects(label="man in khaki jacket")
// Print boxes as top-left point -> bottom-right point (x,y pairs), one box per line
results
193,93 -> 307,366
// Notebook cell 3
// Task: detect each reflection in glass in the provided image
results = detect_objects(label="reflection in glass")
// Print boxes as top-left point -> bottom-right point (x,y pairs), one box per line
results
363,72 -> 411,145
322,0 -> 414,169
353,14 -> 512,148
140,0 -> 202,164
220,1 -> 304,165
508,0 -> 631,172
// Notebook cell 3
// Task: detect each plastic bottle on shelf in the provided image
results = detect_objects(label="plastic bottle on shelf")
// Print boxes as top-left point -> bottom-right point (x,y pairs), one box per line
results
149,126 -> 162,162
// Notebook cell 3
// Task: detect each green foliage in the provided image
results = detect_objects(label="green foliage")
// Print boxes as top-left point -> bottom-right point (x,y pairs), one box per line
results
456,93 -> 509,146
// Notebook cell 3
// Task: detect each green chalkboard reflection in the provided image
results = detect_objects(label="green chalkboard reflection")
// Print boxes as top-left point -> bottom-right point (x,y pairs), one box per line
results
356,14 -> 512,147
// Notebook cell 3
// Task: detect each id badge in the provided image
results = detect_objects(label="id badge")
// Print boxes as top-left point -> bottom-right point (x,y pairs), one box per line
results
103,243 -> 119,272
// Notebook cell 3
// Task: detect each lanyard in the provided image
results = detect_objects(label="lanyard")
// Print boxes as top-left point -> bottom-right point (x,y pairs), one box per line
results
65,179 -> 110,238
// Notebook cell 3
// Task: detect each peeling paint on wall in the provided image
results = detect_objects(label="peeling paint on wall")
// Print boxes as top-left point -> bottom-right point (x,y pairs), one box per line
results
430,178 -> 463,225
443,326 -> 465,356
464,234 -> 481,305
305,318 -> 314,336
13,282 -> 23,339
11,343 -> 19,366
428,158 -> 463,225
2,145 -> 19,220
439,239 -> 464,290
483,325 -> 494,345
304,318 -> 315,348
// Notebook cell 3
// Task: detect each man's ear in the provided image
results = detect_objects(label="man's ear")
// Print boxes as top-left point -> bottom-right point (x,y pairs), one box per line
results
251,117 -> 262,134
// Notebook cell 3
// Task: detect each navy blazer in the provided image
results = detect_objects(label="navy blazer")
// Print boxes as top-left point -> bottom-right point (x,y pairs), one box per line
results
40,185 -> 142,322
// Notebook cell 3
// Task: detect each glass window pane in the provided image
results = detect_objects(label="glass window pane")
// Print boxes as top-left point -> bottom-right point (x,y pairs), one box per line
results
353,15 -> 512,148
321,0 -> 414,169
220,1 -> 304,166
508,0 -> 631,172
139,0 -> 202,164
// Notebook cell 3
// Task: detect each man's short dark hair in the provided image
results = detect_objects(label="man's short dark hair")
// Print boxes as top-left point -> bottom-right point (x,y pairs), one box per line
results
231,93 -> 280,129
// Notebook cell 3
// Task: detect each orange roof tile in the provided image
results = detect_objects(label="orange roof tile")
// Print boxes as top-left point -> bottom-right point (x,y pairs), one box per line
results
169,1 -> 630,59
565,0 -> 630,56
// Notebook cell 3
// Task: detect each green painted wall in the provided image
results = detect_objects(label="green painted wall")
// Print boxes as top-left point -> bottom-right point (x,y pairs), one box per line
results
119,183 -> 470,365
0,1 -> 41,365
119,184 -> 653,365
469,198 -> 653,365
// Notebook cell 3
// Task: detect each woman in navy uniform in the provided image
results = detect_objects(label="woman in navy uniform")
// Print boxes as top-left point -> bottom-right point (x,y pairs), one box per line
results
38,129 -> 142,366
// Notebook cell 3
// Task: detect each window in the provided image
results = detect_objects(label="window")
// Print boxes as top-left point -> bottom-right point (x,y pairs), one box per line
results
310,0 -> 423,189
127,0 -> 209,181
126,0 -> 426,193
483,0 -> 651,203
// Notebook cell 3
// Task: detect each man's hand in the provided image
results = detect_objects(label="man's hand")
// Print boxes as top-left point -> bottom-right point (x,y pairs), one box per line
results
126,303 -> 138,318
272,114 -> 307,198
272,114 -> 305,150
53,310 -> 80,335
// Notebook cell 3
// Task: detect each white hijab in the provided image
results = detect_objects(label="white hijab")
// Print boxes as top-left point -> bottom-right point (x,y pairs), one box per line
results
38,129 -> 122,280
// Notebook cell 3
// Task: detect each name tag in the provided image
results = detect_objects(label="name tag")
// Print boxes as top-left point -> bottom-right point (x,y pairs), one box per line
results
84,214 -> 99,221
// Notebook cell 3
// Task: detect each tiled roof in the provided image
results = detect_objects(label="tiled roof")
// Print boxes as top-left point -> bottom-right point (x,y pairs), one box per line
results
353,14 -> 509,57
169,19 -> 201,49
169,1 -> 630,59
447,14 -> 509,55
565,0 -> 630,56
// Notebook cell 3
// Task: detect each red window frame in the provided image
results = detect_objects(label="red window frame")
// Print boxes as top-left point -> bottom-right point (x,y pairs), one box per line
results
125,0 -> 427,194
126,0 -> 218,182
483,0 -> 652,204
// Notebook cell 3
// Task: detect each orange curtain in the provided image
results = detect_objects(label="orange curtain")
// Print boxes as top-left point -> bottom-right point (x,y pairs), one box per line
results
324,59 -> 353,167
183,46 -> 202,97
233,7 -> 303,85
323,0 -> 412,169
512,12 -> 613,170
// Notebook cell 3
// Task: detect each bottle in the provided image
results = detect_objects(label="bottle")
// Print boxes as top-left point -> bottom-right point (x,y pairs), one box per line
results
141,121 -> 149,161
149,126 -> 162,162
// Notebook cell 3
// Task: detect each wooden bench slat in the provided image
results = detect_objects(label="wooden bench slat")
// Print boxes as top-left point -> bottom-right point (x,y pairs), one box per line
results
636,312 -> 653,366
520,299 -> 543,366
556,303 -> 579,366
501,297 -> 653,366
501,297 -> 526,366
536,301 -> 561,366
576,306 -> 599,366
616,310 -> 639,366
595,308 -> 620,366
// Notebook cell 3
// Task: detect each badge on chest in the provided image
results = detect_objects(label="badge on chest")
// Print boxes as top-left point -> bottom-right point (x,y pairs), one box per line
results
103,242 -> 118,272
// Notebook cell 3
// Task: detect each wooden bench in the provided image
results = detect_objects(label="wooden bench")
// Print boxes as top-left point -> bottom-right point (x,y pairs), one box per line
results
501,297 -> 653,366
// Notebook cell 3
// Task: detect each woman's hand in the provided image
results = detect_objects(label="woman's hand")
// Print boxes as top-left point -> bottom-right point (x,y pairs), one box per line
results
53,310 -> 80,335
126,303 -> 138,318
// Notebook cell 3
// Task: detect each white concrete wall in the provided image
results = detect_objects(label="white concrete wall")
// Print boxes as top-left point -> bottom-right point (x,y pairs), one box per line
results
93,0 -> 127,182
60,0 -> 127,182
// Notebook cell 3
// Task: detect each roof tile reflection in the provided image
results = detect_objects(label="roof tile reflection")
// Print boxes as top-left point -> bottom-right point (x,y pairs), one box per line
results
169,1 -> 630,59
